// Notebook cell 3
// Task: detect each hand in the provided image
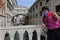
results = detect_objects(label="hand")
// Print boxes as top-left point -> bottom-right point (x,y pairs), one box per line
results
42,23 -> 46,29
52,12 -> 60,22
51,12 -> 58,16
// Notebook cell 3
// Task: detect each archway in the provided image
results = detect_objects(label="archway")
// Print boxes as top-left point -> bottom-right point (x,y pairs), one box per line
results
11,14 -> 29,26
23,30 -> 29,40
4,32 -> 10,40
14,31 -> 20,40
32,30 -> 37,40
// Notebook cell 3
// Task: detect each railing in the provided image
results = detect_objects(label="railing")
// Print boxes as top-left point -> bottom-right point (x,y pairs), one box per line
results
0,25 -> 47,40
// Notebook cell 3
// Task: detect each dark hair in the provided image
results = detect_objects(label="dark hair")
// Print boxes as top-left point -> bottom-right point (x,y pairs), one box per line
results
41,6 -> 49,12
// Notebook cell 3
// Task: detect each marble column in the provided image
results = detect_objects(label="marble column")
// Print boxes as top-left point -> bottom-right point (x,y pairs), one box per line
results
37,33 -> 40,40
29,33 -> 32,40
0,31 -> 2,40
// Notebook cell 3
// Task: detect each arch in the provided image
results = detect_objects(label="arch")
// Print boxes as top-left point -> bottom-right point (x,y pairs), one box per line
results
11,14 -> 29,26
40,35 -> 46,40
14,31 -> 20,40
23,30 -> 29,40
32,30 -> 37,40
4,32 -> 10,40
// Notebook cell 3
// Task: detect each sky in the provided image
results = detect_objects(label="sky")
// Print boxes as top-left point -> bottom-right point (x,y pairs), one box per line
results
17,0 -> 36,8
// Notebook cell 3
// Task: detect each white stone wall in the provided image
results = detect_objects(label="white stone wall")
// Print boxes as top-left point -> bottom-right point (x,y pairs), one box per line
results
0,16 -> 6,27
6,7 -> 13,27
0,25 -> 46,40
6,0 -> 15,27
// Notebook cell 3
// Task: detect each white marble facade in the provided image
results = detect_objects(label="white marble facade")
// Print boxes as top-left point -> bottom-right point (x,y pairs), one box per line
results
0,25 -> 46,40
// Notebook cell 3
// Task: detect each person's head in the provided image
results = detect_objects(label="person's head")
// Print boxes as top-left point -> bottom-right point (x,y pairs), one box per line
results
41,6 -> 49,12
41,6 -> 49,16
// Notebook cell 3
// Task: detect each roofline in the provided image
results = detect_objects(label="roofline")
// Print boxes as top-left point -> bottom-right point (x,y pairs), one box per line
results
28,0 -> 40,10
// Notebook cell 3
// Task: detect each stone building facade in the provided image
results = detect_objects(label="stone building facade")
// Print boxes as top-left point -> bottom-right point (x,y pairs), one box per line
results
6,0 -> 17,27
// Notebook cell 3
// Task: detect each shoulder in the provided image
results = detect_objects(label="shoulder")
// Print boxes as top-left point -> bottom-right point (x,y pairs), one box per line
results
48,12 -> 55,16
49,11 -> 55,13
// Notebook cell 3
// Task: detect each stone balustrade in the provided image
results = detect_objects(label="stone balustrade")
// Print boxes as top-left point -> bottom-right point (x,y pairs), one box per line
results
0,25 -> 47,40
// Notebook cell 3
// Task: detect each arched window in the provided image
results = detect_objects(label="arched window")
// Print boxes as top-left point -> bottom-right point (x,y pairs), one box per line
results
14,31 -> 20,40
4,32 -> 10,40
32,30 -> 37,40
40,35 -> 46,40
23,30 -> 29,40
